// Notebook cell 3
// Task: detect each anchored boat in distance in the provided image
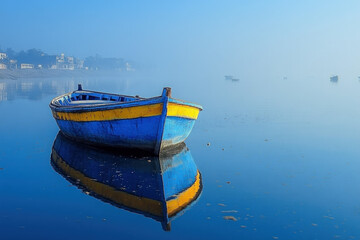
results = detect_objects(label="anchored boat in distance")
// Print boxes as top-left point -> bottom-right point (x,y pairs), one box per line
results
49,85 -> 202,155
224,75 -> 239,81
330,75 -> 339,82
51,133 -> 202,231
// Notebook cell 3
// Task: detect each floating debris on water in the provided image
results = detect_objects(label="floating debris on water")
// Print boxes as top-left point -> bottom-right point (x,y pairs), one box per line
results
311,223 -> 318,226
272,237 -> 279,239
218,203 -> 226,207
223,216 -> 237,221
0,168 -> 3,170
264,139 -> 269,142
207,217 -> 211,220
221,210 -> 238,213
206,203 -> 211,206
226,181 -> 231,184
240,225 -> 246,228
323,215 -> 335,220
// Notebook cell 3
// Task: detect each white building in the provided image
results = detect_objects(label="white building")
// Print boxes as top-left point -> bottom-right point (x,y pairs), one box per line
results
126,62 -> 134,71
55,54 -> 75,70
0,63 -> 7,69
21,64 -> 34,69
0,53 -> 7,60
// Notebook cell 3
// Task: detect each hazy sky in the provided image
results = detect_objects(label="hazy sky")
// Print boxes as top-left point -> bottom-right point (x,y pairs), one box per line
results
2,0 -> 360,77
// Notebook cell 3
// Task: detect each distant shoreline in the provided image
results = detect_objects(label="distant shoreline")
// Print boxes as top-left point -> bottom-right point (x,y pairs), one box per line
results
0,69 -> 131,79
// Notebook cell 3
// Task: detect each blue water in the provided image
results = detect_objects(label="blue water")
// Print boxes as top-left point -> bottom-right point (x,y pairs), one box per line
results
1,72 -> 360,239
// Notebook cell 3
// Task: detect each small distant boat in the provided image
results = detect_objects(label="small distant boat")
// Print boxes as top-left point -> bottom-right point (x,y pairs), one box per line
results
330,75 -> 339,82
224,75 -> 233,80
49,85 -> 202,155
231,78 -> 239,82
51,133 -> 202,231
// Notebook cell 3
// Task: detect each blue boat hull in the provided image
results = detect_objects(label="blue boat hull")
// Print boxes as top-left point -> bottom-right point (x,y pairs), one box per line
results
50,87 -> 202,154
55,116 -> 162,151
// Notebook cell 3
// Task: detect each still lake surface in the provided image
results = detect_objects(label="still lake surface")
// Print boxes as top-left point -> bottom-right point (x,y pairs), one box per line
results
1,72 -> 360,239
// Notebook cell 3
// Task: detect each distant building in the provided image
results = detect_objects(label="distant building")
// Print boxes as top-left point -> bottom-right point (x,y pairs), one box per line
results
56,53 -> 65,63
8,60 -> 17,69
0,53 -> 7,60
0,63 -> 7,69
125,62 -> 134,71
67,56 -> 74,64
21,64 -> 34,69
55,53 -> 75,70
76,59 -> 84,69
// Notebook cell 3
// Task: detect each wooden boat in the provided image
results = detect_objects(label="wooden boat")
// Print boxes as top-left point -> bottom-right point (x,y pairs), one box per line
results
51,133 -> 202,231
49,85 -> 202,155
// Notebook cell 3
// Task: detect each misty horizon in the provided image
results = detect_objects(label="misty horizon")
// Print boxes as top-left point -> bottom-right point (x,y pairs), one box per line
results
2,1 -> 360,78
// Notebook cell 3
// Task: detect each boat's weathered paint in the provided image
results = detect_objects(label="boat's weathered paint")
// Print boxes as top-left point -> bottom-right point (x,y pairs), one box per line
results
49,86 -> 202,154
50,133 -> 202,231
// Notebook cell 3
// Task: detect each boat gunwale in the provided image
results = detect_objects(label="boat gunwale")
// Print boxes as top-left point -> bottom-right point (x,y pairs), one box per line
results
50,89 -> 203,113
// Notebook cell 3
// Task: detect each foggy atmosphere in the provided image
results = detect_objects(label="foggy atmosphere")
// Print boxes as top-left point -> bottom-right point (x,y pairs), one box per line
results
1,1 -> 360,239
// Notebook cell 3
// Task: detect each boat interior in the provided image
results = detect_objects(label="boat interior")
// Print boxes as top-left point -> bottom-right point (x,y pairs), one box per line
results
53,91 -> 141,106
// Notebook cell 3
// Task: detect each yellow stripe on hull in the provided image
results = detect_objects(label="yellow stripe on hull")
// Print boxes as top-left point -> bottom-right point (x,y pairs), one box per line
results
52,102 -> 200,122
51,150 -> 164,216
166,171 -> 202,216
52,103 -> 163,122
167,103 -> 200,120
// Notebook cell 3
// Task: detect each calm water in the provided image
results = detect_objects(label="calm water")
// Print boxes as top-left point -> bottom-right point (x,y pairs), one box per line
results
1,72 -> 360,239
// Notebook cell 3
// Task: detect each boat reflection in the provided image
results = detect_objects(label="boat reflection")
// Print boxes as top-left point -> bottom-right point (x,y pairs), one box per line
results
50,133 -> 202,231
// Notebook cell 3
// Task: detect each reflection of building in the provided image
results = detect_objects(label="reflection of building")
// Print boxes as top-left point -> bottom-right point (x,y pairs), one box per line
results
21,64 -> 34,69
51,133 -> 202,231
0,78 -> 79,102
0,53 -> 7,60
0,63 -> 7,69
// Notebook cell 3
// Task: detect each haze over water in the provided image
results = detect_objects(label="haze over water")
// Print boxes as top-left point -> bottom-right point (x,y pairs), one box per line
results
2,1 -> 360,239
